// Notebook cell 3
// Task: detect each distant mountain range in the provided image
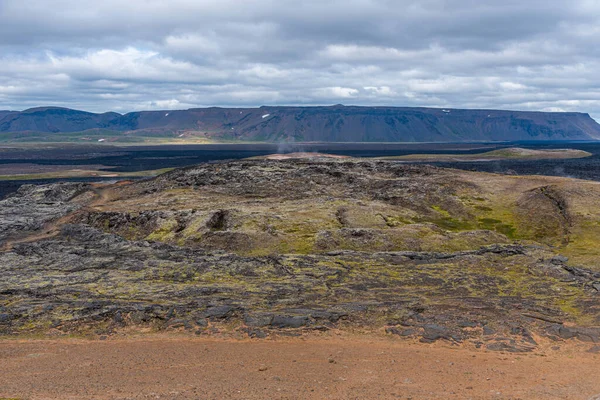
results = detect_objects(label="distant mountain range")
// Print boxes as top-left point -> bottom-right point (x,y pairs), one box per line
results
1,105 -> 599,142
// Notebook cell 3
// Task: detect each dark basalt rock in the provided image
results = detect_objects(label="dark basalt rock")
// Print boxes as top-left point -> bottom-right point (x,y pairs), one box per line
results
0,159 -> 599,351
244,313 -> 274,327
203,305 -> 239,320
485,341 -> 535,353
2,223 -> 594,344
281,309 -> 347,323
241,327 -> 268,338
420,324 -> 453,343
546,325 -> 600,343
271,315 -> 311,329
0,313 -> 12,324
587,346 -> 600,354
0,182 -> 90,245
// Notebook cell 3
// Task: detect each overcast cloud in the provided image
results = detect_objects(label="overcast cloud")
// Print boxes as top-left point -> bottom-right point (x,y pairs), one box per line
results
1,0 -> 600,119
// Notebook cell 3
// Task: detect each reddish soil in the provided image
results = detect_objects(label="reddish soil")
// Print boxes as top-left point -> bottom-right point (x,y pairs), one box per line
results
1,336 -> 599,399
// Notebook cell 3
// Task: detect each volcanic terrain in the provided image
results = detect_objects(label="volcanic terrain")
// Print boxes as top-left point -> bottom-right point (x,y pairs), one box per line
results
1,157 -> 599,346
2,157 -> 600,398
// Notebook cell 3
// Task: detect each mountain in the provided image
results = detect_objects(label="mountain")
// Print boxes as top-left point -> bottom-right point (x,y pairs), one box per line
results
0,107 -> 120,134
1,105 -> 599,142
0,110 -> 16,121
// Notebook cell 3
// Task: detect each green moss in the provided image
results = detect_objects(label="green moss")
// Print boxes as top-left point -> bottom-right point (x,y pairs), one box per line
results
146,219 -> 179,241
479,218 -> 502,227
430,217 -> 474,231
381,215 -> 412,227
556,219 -> 600,271
476,218 -> 517,239
495,224 -> 517,239
556,298 -> 582,318
416,205 -> 474,232
431,205 -> 451,218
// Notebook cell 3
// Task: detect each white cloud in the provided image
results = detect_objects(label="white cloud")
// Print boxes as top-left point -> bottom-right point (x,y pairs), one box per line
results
0,0 -> 598,121
164,35 -> 220,55
138,99 -> 184,110
364,86 -> 394,96
499,82 -> 529,91
315,87 -> 359,99
45,48 -> 219,83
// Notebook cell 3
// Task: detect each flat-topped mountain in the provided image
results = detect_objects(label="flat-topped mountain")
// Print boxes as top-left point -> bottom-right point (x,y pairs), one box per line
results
1,105 -> 599,142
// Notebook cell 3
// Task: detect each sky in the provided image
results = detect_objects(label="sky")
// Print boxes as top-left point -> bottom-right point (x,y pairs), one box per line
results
1,0 -> 600,120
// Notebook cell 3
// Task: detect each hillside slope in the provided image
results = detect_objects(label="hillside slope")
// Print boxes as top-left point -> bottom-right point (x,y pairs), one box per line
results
1,105 -> 600,142
1,159 -> 599,348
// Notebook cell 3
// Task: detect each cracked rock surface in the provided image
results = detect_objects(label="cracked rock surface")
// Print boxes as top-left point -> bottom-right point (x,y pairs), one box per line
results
1,159 -> 599,351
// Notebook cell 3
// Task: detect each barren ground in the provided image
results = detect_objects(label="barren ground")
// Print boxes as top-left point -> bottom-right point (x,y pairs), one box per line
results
377,148 -> 592,162
2,158 -> 600,399
1,335 -> 599,400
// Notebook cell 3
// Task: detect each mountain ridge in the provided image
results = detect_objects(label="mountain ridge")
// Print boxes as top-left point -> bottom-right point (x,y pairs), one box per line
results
1,105 -> 599,142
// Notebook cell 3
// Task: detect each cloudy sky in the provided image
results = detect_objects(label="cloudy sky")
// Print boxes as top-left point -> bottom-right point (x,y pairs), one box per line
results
1,0 -> 600,119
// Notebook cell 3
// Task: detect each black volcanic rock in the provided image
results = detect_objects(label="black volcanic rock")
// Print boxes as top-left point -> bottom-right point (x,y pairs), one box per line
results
1,105 -> 600,142
1,159 -> 600,347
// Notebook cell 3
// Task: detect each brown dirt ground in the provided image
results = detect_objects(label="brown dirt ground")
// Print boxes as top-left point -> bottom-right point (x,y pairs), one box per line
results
1,335 -> 599,400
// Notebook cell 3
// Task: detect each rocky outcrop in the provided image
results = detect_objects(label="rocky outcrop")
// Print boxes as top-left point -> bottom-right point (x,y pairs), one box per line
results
516,185 -> 572,245
1,224 -> 598,348
0,159 -> 599,351
0,182 -> 91,246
